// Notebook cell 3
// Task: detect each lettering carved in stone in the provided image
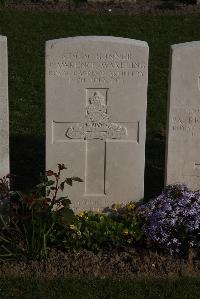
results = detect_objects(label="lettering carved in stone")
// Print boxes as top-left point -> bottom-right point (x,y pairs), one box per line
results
66,91 -> 127,140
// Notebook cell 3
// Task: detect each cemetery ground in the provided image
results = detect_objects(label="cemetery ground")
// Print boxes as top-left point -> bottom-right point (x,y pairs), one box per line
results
0,9 -> 200,298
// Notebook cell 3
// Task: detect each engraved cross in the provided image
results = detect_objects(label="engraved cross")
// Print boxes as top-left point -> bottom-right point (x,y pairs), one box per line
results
54,89 -> 139,196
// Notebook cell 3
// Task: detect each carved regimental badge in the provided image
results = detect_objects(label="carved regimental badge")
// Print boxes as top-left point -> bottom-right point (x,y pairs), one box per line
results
66,91 -> 127,140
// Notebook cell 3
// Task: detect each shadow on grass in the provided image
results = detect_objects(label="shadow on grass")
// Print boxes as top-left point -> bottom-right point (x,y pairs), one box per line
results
10,135 -> 45,190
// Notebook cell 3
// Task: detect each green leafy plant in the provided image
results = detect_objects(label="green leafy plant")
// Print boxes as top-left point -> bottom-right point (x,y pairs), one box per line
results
56,202 -> 143,252
0,164 -> 83,260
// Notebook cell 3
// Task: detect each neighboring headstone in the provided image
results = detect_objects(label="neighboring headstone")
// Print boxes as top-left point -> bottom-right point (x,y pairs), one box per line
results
0,36 -> 9,179
165,41 -> 200,190
46,36 -> 149,212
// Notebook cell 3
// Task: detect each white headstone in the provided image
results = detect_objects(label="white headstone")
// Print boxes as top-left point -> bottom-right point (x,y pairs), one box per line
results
0,36 -> 9,178
46,36 -> 149,212
165,41 -> 200,190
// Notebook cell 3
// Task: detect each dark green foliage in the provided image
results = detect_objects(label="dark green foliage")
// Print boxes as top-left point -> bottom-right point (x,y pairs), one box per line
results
54,202 -> 143,252
0,170 -> 144,258
0,165 -> 83,260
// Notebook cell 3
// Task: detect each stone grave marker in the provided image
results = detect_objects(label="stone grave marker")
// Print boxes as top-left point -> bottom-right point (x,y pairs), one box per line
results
0,36 -> 9,179
46,36 -> 149,212
165,41 -> 200,190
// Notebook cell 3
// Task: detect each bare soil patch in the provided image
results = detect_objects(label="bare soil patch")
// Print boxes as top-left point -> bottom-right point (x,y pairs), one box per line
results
0,248 -> 199,278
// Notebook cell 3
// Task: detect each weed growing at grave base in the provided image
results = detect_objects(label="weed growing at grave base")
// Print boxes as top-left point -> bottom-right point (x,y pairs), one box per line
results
0,164 -> 83,260
53,202 -> 143,252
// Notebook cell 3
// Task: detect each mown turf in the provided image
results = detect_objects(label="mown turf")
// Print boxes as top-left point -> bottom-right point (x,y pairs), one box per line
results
0,276 -> 199,299
0,11 -> 200,194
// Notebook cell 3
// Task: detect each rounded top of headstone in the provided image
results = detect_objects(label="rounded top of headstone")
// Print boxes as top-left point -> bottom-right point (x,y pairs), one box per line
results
171,41 -> 200,51
0,36 -> 7,42
46,36 -> 148,48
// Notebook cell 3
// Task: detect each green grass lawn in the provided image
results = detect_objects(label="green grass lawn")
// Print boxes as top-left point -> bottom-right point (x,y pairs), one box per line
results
0,11 -> 199,194
0,276 -> 199,299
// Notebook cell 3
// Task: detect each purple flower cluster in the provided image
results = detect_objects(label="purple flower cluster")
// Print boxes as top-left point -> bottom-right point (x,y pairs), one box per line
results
137,184 -> 200,255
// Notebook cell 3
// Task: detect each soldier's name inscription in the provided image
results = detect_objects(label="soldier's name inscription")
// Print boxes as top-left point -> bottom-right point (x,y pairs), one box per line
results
171,108 -> 200,136
48,50 -> 147,84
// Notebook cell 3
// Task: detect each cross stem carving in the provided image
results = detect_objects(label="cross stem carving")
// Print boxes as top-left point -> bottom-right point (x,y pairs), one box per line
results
54,89 -> 139,196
